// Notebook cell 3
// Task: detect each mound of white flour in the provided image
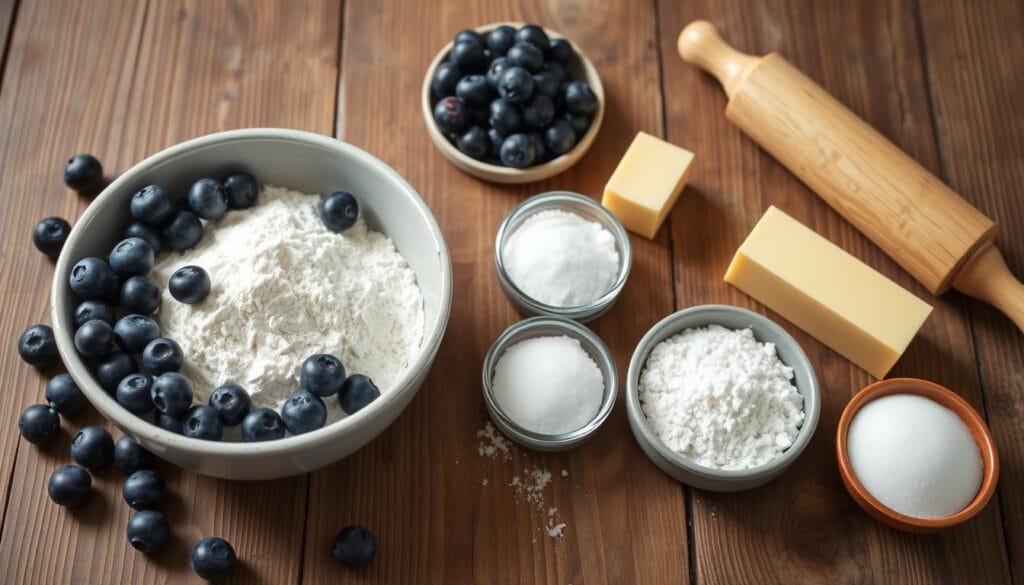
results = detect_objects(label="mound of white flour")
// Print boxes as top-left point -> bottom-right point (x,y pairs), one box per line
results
152,186 -> 424,421
638,325 -> 804,470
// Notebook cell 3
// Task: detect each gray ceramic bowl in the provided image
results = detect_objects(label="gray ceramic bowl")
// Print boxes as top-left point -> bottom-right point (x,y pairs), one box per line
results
495,191 -> 632,323
52,128 -> 452,480
482,316 -> 617,451
625,305 -> 820,492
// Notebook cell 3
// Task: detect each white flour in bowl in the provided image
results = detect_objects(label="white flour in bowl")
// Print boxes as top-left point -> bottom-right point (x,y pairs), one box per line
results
152,186 -> 424,422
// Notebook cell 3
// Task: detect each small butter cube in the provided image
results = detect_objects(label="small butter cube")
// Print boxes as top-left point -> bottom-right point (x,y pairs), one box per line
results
602,131 -> 694,239
725,206 -> 932,379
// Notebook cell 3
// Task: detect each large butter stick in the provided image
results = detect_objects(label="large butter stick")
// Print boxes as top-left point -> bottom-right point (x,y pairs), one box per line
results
679,21 -> 1024,333
725,206 -> 932,378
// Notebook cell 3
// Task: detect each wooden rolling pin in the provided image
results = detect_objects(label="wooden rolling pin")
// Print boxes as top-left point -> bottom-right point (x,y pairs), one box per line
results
678,20 -> 1024,332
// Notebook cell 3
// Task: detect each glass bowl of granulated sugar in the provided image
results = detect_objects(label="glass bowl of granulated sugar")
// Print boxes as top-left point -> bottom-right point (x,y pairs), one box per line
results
624,304 -> 821,492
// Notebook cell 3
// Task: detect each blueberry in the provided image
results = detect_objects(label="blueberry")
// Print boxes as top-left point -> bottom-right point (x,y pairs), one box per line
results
541,62 -> 567,85
242,407 -> 286,442
117,373 -> 155,415
319,191 -> 360,233
456,126 -> 490,160
545,119 -> 577,155
209,383 -> 251,426
531,70 -> 561,98
488,99 -> 521,136
169,265 -> 211,304
126,510 -> 170,554
120,276 -> 161,315
449,40 -> 486,71
506,42 -> 544,73
281,390 -> 327,435
33,217 -> 72,258
48,465 -> 91,507
515,25 -> 550,49
142,337 -> 184,375
339,375 -> 381,415
18,324 -> 58,367
73,300 -> 115,329
453,29 -> 481,45
109,237 -> 155,277
161,210 -> 203,251
188,178 -> 229,220
300,354 -> 346,397
63,154 -> 103,193
546,38 -> 572,64
497,66 -> 534,104
333,525 -> 376,568
105,272 -> 125,304
155,412 -> 183,434
522,94 -> 554,129
151,372 -> 193,418
433,96 -> 469,135
487,128 -> 504,161
499,133 -> 536,168
123,469 -> 165,510
95,352 -> 138,392
528,132 -> 549,163
563,80 -> 598,115
113,314 -> 160,353
183,405 -> 223,440
75,319 -> 114,357
191,537 -> 236,581
114,436 -> 153,474
486,25 -> 517,55
46,374 -> 87,417
130,185 -> 174,225
18,404 -> 60,444
123,222 -> 163,256
69,256 -> 113,299
70,426 -> 114,469
562,111 -> 591,137
486,57 -> 508,89
223,171 -> 259,209
431,62 -> 462,98
455,74 -> 492,107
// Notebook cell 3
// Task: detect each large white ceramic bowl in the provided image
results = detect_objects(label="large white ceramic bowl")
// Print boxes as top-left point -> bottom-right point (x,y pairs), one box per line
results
51,128 -> 452,480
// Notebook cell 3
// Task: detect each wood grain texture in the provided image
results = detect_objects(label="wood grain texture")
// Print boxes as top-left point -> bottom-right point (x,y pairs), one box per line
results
0,0 -> 341,583
917,0 -> 1024,581
659,0 -> 1010,583
300,0 -> 688,583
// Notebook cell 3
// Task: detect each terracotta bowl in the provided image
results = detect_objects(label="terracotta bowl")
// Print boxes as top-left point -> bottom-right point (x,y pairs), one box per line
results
835,378 -> 999,532
421,22 -> 605,184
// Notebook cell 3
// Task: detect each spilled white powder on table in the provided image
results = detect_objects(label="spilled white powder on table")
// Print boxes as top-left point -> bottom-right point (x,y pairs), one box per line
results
638,325 -> 804,470
152,186 -> 424,423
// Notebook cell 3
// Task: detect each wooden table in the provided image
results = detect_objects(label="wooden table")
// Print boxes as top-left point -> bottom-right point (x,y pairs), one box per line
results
0,0 -> 1021,583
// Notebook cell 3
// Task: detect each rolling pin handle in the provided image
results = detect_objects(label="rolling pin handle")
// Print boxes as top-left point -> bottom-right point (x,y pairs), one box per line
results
678,20 -> 760,98
954,246 -> 1024,333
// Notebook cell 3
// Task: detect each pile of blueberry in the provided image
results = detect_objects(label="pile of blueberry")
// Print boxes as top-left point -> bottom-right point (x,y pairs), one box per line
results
430,24 -> 599,168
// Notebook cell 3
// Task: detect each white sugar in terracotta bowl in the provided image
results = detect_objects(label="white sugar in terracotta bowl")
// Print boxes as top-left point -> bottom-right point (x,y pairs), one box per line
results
52,128 -> 452,480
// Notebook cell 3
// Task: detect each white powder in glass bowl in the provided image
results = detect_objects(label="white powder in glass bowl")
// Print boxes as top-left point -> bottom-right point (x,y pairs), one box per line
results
152,186 -> 424,422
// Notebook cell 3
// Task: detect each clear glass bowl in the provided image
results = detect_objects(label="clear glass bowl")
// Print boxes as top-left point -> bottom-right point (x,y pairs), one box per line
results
481,316 -> 618,451
494,191 -> 632,323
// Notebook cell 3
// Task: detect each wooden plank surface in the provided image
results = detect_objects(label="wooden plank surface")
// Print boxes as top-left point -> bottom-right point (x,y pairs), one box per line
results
299,0 -> 689,583
0,0 -> 341,583
658,0 -> 1011,583
917,0 -> 1024,582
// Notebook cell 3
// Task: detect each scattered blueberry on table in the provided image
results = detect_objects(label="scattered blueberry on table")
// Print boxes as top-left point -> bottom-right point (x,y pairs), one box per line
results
18,404 -> 61,444
122,469 -> 165,510
114,436 -> 153,475
429,23 -> 596,167
191,536 -> 236,581
32,216 -> 72,258
63,153 -> 104,194
46,373 -> 88,417
126,510 -> 170,554
333,525 -> 377,568
48,464 -> 92,507
18,323 -> 58,368
69,425 -> 114,470
169,265 -> 211,304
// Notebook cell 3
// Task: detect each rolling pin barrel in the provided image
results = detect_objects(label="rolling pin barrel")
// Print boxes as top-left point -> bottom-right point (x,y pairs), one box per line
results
678,21 -> 1024,332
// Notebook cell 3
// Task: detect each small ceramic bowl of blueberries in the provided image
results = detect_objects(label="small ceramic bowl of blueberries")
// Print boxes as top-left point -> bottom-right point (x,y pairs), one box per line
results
422,22 -> 604,184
